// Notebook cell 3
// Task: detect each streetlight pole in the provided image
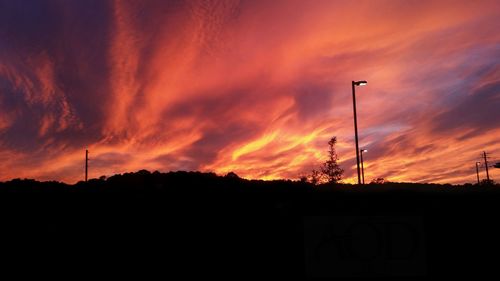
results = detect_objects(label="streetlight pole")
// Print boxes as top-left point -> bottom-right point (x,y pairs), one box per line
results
360,149 -> 368,184
475,162 -> 481,184
352,80 -> 367,185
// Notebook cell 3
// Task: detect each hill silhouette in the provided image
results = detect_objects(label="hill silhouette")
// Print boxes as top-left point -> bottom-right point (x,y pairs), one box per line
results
0,170 -> 499,278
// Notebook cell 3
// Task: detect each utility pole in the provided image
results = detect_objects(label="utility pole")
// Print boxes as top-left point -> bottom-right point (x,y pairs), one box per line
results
85,149 -> 88,182
483,151 -> 490,182
475,162 -> 481,184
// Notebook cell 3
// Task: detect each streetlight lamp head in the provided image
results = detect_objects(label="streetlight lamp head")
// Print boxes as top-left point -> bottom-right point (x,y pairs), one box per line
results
361,149 -> 368,152
354,80 -> 367,86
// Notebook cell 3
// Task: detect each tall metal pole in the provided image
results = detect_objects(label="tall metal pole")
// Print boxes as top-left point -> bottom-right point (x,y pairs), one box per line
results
483,151 -> 490,181
360,149 -> 365,185
352,81 -> 361,185
85,149 -> 88,182
475,162 -> 480,184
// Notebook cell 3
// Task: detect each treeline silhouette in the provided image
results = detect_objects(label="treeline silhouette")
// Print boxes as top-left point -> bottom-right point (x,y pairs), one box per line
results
0,170 -> 499,278
2,169 -> 497,192
2,170 -> 498,215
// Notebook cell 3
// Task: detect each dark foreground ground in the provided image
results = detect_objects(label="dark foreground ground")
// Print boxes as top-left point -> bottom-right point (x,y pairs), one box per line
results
1,170 -> 499,279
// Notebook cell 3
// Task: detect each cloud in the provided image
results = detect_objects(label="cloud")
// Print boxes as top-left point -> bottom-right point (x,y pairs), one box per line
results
433,80 -> 500,134
1,0 -> 500,184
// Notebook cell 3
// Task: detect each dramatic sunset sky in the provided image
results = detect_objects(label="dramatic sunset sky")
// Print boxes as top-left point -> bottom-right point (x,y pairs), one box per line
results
1,0 -> 499,184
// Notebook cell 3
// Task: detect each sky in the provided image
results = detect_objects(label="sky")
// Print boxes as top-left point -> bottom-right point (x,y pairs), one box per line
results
1,0 -> 500,184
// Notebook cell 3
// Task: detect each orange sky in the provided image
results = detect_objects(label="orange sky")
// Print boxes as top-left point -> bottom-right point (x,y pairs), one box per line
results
1,0 -> 499,184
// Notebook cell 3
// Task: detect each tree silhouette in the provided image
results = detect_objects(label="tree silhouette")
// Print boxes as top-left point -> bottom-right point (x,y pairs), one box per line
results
320,136 -> 344,183
308,169 -> 322,185
225,171 -> 240,179
480,179 -> 495,186
494,162 -> 500,169
370,177 -> 386,184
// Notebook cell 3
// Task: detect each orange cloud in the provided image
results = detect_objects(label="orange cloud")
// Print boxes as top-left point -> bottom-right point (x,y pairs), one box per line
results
1,0 -> 500,184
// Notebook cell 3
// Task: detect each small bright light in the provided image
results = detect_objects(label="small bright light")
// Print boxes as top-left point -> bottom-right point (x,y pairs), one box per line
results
355,80 -> 367,86
361,149 -> 368,152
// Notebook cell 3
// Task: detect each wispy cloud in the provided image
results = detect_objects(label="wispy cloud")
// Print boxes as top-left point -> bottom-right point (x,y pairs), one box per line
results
1,0 -> 499,183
